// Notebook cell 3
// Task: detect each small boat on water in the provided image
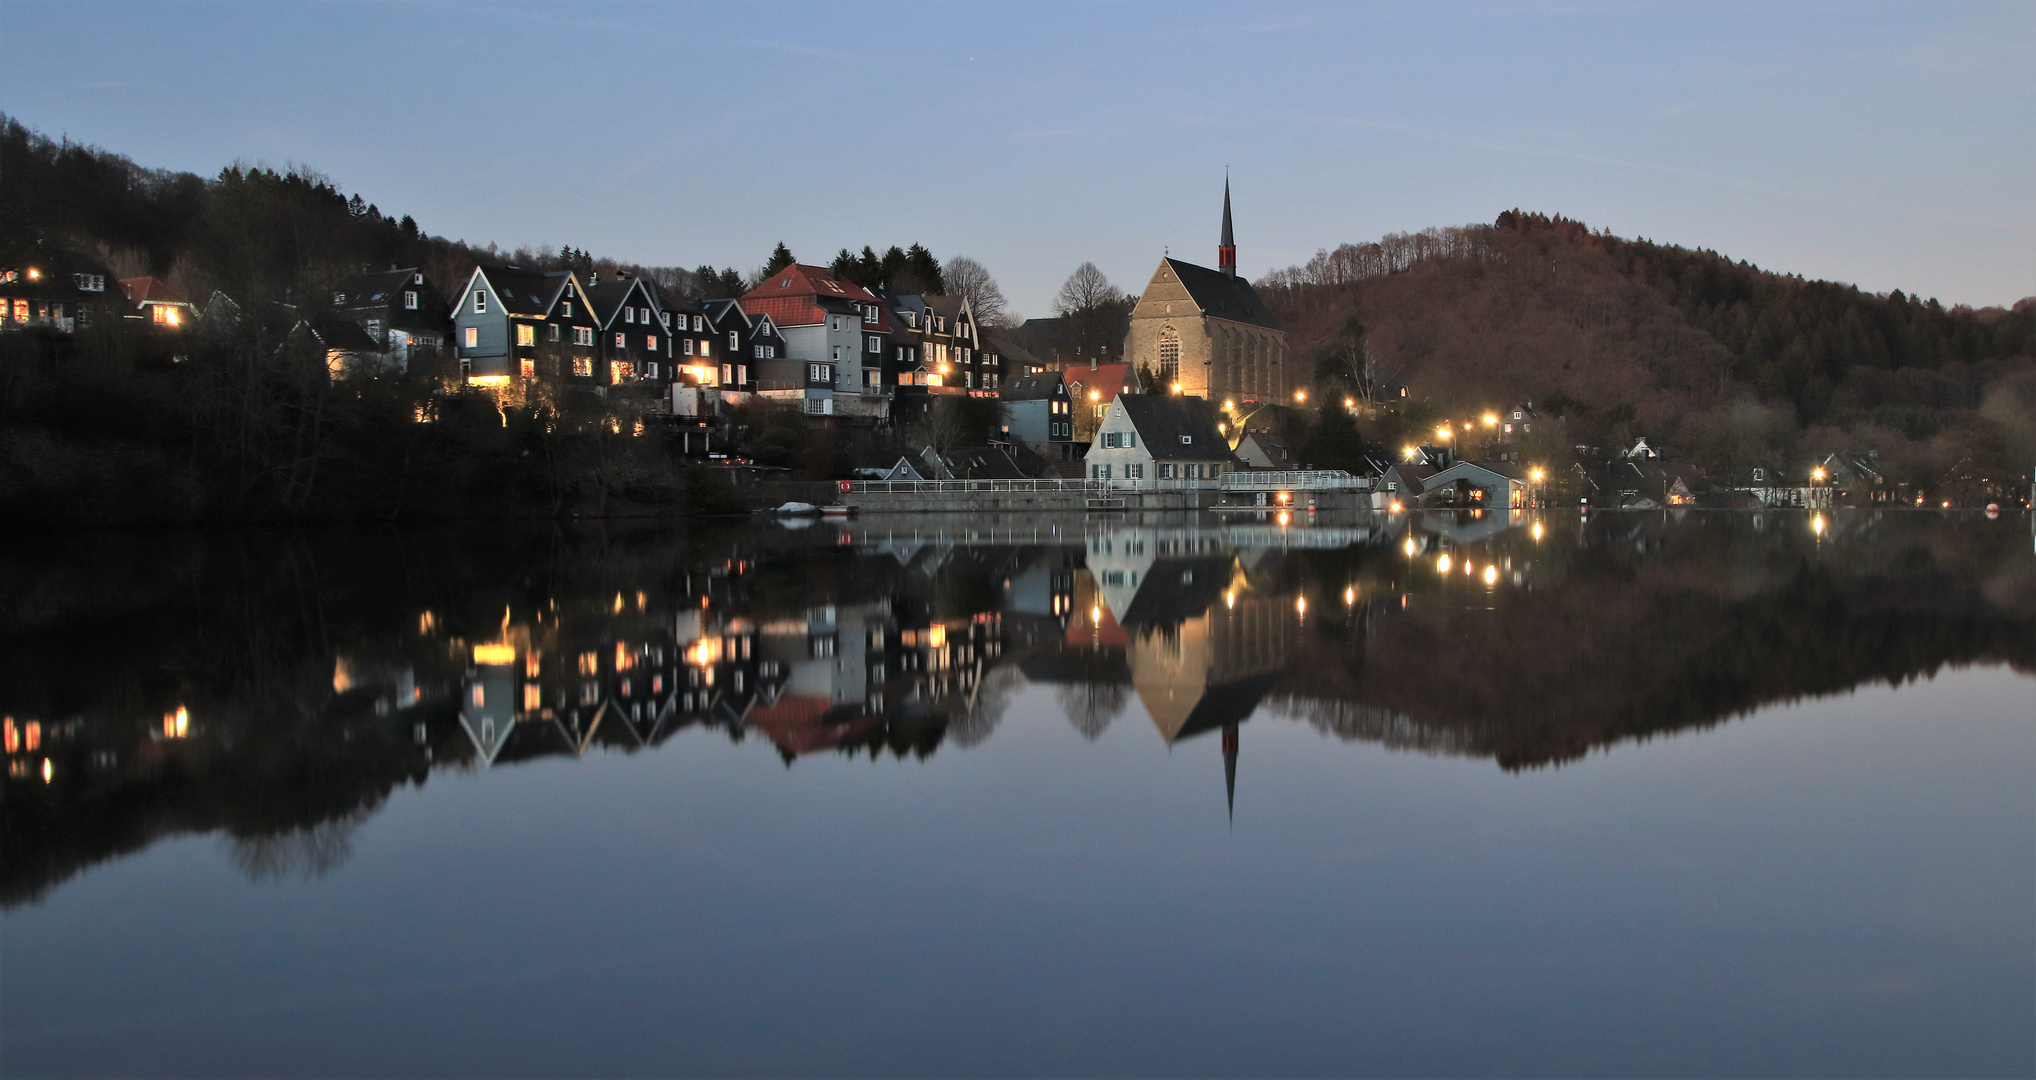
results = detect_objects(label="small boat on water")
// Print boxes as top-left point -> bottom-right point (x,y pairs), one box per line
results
821,505 -> 855,519
772,502 -> 819,516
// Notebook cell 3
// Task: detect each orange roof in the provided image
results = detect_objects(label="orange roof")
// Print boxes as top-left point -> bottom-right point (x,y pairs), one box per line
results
740,264 -> 880,328
1063,363 -> 1135,404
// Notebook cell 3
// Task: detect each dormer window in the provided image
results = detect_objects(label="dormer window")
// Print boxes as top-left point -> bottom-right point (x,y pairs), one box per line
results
1179,435 -> 1193,445
413,273 -> 424,285
1753,468 -> 1765,482
334,291 -> 346,304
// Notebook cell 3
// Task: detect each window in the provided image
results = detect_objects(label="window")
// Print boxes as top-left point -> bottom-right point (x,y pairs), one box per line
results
648,362 -> 659,378
549,324 -> 561,341
611,361 -> 634,382
403,290 -> 418,310
729,331 -> 739,350
1158,463 -> 1174,479
464,326 -> 479,348
574,326 -> 594,346
832,345 -> 843,360
1125,432 -> 1136,447
866,369 -> 880,389
641,307 -> 652,324
661,312 -> 671,329
562,302 -> 572,317
721,364 -> 732,384
698,340 -> 709,357
683,339 -> 695,356
809,363 -> 829,382
765,345 -> 775,359
74,273 -> 105,292
1184,463 -> 1200,479
459,357 -> 472,375
646,335 -> 657,351
573,356 -> 592,376
1753,468 -> 1765,481
613,332 -> 626,349
1157,325 -> 1179,382
520,358 -> 535,378
1092,464 -> 1112,479
754,345 -> 764,359
516,323 -> 535,346
867,335 -> 880,353
1127,463 -> 1144,479
737,365 -> 746,384
693,316 -> 703,332
1179,434 -> 1192,445
624,308 -> 635,324
473,290 -> 487,313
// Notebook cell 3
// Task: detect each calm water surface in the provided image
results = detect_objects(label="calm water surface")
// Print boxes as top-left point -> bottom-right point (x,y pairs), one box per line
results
4,510 -> 2032,1077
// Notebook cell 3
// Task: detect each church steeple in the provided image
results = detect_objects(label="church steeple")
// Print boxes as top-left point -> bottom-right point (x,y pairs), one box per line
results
1218,177 -> 1237,278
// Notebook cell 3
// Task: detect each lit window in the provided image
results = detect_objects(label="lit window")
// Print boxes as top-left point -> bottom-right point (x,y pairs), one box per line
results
614,333 -> 626,349
573,356 -> 592,376
721,364 -> 732,383
403,290 -> 418,310
646,335 -> 657,350
516,323 -> 535,346
698,340 -> 709,357
520,358 -> 535,378
464,327 -> 479,348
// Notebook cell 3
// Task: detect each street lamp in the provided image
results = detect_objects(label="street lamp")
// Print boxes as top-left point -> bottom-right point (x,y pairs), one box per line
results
1435,426 -> 1452,442
1483,413 -> 1498,427
1294,389 -> 1307,403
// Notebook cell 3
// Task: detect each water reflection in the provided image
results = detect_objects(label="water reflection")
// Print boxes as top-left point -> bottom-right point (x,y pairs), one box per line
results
3,509 -> 2031,905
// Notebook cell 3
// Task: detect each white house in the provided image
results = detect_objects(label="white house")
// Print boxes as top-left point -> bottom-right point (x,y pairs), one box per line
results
1084,395 -> 1235,484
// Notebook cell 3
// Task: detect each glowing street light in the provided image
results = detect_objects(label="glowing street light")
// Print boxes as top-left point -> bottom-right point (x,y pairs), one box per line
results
1344,397 -> 1356,409
1435,426 -> 1452,442
1171,382 -> 1182,394
1294,389 -> 1308,403
1403,445 -> 1419,460
1482,413 -> 1498,427
1223,399 -> 1236,410
1088,390 -> 1100,401
1529,467 -> 1545,483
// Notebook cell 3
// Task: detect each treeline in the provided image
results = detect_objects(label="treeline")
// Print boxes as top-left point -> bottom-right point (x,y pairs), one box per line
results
1259,210 -> 2036,492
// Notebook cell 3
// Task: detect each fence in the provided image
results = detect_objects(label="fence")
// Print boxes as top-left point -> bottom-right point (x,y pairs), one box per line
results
842,477 -> 1223,494
1221,470 -> 1369,492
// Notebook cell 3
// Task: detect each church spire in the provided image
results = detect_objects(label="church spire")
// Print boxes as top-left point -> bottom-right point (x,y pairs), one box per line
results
1218,176 -> 1237,278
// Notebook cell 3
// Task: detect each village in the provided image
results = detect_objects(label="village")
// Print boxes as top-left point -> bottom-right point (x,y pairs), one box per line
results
0,183 -> 1993,515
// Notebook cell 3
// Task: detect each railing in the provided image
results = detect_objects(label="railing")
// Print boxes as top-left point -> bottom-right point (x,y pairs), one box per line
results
843,477 -> 1222,494
1221,469 -> 1370,492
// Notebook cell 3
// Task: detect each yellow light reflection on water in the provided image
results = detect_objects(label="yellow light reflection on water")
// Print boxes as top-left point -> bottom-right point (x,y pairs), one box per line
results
1436,553 -> 1453,574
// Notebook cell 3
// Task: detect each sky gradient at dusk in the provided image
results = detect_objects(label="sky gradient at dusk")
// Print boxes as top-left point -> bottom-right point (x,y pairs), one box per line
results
2,1 -> 2029,315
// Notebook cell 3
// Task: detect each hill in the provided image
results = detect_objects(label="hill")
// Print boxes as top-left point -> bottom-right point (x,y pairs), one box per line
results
1259,213 -> 2036,491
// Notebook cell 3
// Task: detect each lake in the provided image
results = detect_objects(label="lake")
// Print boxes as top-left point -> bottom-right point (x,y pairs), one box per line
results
3,509 -> 2031,1077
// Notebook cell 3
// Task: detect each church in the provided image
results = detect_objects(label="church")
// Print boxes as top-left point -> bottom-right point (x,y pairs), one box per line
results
1123,182 -> 1288,403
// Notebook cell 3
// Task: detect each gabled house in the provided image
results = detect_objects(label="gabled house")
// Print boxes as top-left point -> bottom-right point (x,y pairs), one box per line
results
1085,394 -> 1234,484
119,276 -> 198,329
741,264 -> 889,416
924,295 -> 998,393
701,299 -> 774,396
1820,451 -> 1892,505
663,298 -> 722,387
1,246 -> 117,334
920,444 -> 1027,481
1497,402 -> 1539,443
331,268 -> 450,373
1062,360 -> 1142,443
1233,431 -> 1293,469
450,264 -> 601,386
586,274 -> 672,385
305,315 -> 392,378
1000,371 -> 1075,459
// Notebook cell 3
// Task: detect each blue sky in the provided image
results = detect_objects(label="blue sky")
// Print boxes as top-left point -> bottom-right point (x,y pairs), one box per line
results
3,1 -> 2030,315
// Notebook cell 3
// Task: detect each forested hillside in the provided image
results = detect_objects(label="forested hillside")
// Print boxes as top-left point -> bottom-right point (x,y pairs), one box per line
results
1262,213 -> 2036,489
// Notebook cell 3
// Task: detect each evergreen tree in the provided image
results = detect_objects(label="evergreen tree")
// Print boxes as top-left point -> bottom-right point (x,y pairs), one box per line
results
1298,401 -> 1367,473
763,241 -> 796,277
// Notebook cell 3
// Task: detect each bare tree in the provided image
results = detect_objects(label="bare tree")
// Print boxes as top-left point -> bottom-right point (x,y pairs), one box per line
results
1052,261 -> 1116,317
943,255 -> 1009,327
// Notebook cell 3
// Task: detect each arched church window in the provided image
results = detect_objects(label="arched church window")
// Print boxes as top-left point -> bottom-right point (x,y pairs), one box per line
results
1157,326 -> 1179,383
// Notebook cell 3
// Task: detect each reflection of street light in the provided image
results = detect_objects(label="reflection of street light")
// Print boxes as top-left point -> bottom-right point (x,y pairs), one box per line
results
1483,564 -> 1499,585
1531,521 -> 1545,541
1344,585 -> 1356,606
1436,553 -> 1452,574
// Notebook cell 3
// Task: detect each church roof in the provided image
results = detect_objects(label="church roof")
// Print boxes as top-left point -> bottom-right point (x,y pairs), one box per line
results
1160,257 -> 1278,330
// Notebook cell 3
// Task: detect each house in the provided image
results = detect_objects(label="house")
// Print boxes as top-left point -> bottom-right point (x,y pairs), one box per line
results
307,315 -> 392,378
449,264 -> 602,386
924,295 -> 999,393
741,264 -> 890,417
1414,459 -> 1528,508
119,276 -> 198,329
854,458 -> 926,482
1233,431 -> 1292,469
331,268 -> 449,374
663,298 -> 723,388
1085,394 -> 1234,484
586,274 -> 673,386
1062,360 -> 1142,442
1000,371 -> 1075,460
1496,402 -> 1539,443
1,245 -> 118,334
701,298 -> 777,397
1122,181 -> 1287,402
920,444 -> 1027,481
1820,451 -> 1892,505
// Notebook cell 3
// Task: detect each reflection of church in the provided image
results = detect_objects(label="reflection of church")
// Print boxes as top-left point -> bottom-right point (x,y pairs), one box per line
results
1084,525 -> 1298,813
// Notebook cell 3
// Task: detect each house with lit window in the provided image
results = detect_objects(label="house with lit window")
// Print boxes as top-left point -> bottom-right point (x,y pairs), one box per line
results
449,264 -> 601,386
701,299 -> 778,398
331,268 -> 450,375
586,274 -> 672,386
1000,371 -> 1076,461
663,299 -> 722,388
740,264 -> 889,417
1084,394 -> 1234,485
1062,360 -> 1142,443
120,276 -> 198,330
0,245 -> 118,334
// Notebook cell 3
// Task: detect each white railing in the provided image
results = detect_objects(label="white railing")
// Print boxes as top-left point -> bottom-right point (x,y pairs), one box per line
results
843,477 -> 1222,494
1222,469 -> 1370,492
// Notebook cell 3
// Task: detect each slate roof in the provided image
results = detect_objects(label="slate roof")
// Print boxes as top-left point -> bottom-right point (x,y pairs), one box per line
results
1000,372 -> 1066,402
1161,257 -> 1278,330
983,330 -> 1041,370
584,277 -> 656,327
475,265 -> 571,316
310,315 -> 381,352
1115,395 -> 1233,463
333,269 -> 417,308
